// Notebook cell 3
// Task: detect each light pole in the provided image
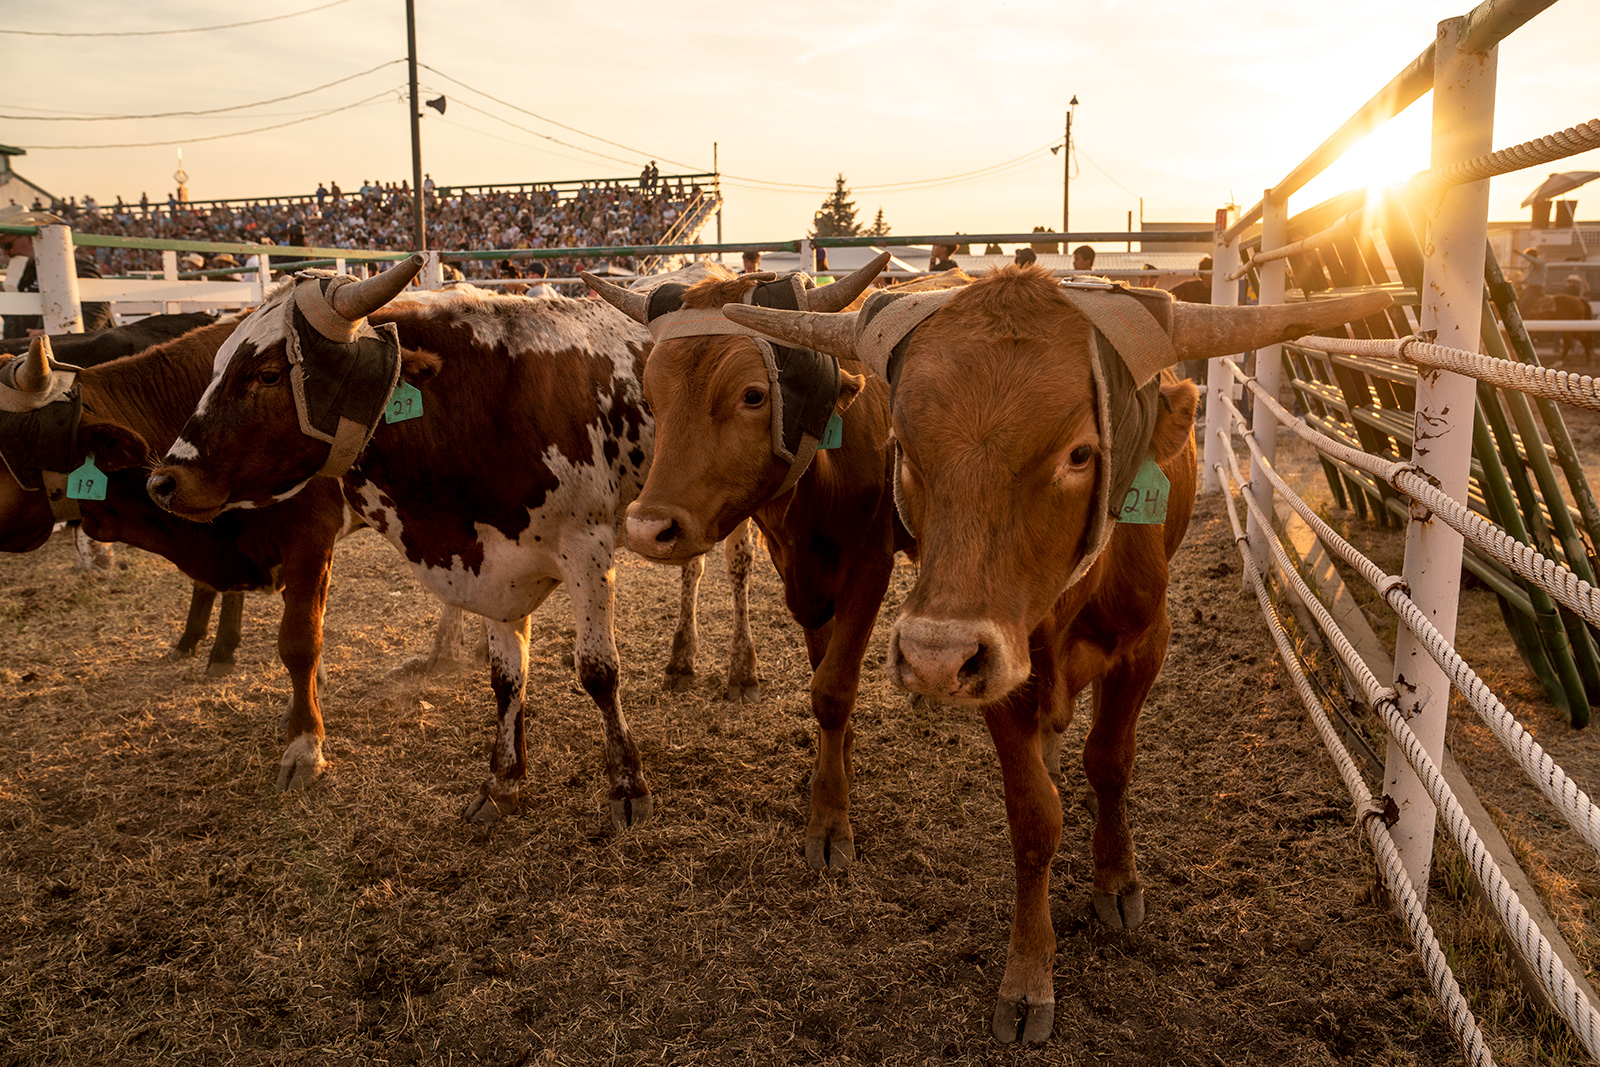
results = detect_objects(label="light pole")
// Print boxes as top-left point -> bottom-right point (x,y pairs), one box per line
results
1063,95 -> 1077,236
405,0 -> 426,251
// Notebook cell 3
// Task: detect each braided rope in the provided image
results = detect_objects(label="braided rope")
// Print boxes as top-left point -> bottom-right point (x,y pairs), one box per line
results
1217,423 -> 1600,1058
1228,118 -> 1600,279
1224,398 -> 1600,860
1214,451 -> 1494,1067
1224,359 -> 1600,629
1294,334 -> 1600,414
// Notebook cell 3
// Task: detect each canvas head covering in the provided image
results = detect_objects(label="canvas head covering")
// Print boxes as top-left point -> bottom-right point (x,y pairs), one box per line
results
0,365 -> 86,520
281,270 -> 403,479
853,278 -> 1171,590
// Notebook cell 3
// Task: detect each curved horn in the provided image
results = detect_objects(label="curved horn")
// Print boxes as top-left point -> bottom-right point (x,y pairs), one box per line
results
581,271 -> 649,324
330,253 -> 426,322
16,334 -> 52,392
807,251 -> 892,313
721,305 -> 861,363
1171,291 -> 1394,363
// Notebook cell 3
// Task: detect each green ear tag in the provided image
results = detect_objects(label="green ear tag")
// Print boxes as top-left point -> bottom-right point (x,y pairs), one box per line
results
385,381 -> 423,424
67,454 -> 107,501
1117,458 -> 1169,524
818,413 -> 844,450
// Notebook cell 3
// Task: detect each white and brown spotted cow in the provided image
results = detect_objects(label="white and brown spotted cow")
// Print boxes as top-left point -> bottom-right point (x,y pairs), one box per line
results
148,261 -> 752,828
724,266 -> 1392,1043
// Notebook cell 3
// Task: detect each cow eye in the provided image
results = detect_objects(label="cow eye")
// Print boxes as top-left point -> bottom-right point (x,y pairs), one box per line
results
257,369 -> 283,386
742,387 -> 766,407
1069,444 -> 1094,467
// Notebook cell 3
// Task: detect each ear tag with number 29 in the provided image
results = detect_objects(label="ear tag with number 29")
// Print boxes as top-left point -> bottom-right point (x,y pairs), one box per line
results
67,454 -> 107,501
385,381 -> 424,424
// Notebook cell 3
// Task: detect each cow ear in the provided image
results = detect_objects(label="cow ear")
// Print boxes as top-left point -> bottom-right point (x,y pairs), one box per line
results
79,418 -> 152,472
834,368 -> 866,416
400,347 -> 443,385
1147,374 -> 1199,463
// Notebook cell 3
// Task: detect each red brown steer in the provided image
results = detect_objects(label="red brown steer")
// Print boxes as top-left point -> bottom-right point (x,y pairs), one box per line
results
584,254 -> 910,869
723,265 -> 1392,1043
147,263 -> 753,828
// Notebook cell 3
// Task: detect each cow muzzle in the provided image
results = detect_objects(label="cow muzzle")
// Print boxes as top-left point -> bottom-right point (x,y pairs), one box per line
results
146,463 -> 228,522
890,616 -> 1030,703
625,502 -> 714,562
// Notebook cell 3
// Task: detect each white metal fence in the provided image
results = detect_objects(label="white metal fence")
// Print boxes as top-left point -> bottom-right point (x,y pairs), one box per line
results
1202,0 -> 1600,1060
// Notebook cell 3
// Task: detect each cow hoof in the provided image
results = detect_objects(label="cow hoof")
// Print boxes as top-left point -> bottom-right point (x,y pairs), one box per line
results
390,654 -> 469,679
276,737 -> 327,791
992,994 -> 1054,1044
1092,886 -> 1145,930
610,793 -> 653,829
169,644 -> 199,661
722,681 -> 760,703
462,791 -> 514,826
662,669 -> 695,693
204,659 -> 236,678
805,834 -> 854,871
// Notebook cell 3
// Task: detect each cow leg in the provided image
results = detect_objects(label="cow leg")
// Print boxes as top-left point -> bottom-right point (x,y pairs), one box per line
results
72,523 -> 115,571
801,552 -> 894,871
1082,622 -> 1168,932
393,605 -> 482,676
564,530 -> 652,829
275,549 -> 334,791
205,592 -> 246,677
662,553 -> 703,692
723,518 -> 759,702
984,683 -> 1061,1045
463,614 -> 534,826
172,583 -> 218,659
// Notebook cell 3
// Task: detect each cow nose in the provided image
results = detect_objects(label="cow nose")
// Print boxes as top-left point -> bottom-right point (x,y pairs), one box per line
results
147,471 -> 177,508
892,617 -> 1001,701
625,513 -> 681,558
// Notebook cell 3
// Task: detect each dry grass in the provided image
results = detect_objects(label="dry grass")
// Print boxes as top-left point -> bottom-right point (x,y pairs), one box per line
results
0,479 -> 1579,1065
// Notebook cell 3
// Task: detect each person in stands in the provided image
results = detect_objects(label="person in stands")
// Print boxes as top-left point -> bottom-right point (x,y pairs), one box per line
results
928,243 -> 958,272
1013,247 -> 1038,267
741,250 -> 762,273
1072,244 -> 1096,272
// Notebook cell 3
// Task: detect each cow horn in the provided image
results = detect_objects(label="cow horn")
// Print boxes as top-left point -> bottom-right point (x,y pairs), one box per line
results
720,305 -> 862,363
330,253 -> 426,322
582,272 -> 649,324
16,334 -> 52,392
1171,291 -> 1395,363
806,251 -> 892,313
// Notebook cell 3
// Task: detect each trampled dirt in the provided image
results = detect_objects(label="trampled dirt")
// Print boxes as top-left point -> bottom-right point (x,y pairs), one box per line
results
0,453 -> 1594,1065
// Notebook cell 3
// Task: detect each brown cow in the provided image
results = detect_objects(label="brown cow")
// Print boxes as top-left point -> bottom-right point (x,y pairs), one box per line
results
723,265 -> 1392,1043
583,253 -> 911,869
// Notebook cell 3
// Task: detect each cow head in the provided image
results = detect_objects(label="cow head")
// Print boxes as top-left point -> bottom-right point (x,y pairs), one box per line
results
724,265 -> 1392,703
0,338 -> 153,549
582,253 -> 887,560
147,255 -> 425,520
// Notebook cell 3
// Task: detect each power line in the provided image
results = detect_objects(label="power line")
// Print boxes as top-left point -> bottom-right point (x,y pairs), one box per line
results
0,0 -> 361,37
1077,148 -> 1139,200
441,96 -> 640,170
436,116 -> 649,174
14,88 -> 402,150
0,59 -> 403,121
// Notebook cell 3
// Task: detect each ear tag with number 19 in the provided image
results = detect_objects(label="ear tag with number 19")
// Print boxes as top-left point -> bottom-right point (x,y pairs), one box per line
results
818,413 -> 844,450
67,454 -> 107,501
385,381 -> 424,424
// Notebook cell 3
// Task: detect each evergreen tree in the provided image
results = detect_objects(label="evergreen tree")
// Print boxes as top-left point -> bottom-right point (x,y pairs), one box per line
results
867,207 -> 891,239
811,174 -> 862,238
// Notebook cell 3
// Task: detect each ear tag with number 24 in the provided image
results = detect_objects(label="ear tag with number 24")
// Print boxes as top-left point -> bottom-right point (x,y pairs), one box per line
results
1117,457 -> 1169,525
67,454 -> 107,501
385,381 -> 424,424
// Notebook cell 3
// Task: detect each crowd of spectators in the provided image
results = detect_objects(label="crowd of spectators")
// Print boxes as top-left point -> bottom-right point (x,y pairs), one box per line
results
12,174 -> 712,281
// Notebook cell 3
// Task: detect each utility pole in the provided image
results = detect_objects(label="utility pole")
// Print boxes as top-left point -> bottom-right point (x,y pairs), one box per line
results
714,142 -> 722,263
406,0 -> 426,251
1063,94 -> 1078,237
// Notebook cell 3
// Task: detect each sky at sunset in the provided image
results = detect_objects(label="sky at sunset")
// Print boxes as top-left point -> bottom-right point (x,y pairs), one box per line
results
3,0 -> 1597,247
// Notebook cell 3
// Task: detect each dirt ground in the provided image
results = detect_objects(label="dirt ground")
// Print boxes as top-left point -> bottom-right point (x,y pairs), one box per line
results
0,435 -> 1596,1064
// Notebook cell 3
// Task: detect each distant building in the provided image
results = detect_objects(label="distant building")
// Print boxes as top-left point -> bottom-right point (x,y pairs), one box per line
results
0,145 -> 56,213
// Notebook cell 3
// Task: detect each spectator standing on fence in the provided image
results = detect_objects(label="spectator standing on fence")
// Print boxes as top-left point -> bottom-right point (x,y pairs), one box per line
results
316,182 -> 328,208
928,243 -> 958,273
139,191 -> 149,216
0,212 -> 114,339
423,173 -> 434,199
1072,244 -> 1095,271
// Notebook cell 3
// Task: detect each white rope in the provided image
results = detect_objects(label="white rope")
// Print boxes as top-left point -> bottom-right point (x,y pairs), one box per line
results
1223,358 -> 1600,630
1216,423 -> 1600,1059
1294,333 -> 1600,415
1228,118 -> 1600,279
1223,397 -> 1600,861
1214,450 -> 1495,1067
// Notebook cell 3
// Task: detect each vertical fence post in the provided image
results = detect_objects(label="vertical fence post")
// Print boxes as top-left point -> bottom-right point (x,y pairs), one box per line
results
255,254 -> 271,302
161,250 -> 180,315
36,225 -> 85,335
1202,205 -> 1239,493
798,237 -> 813,278
1383,15 -> 1497,902
420,251 -> 442,290
1247,190 -> 1288,571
